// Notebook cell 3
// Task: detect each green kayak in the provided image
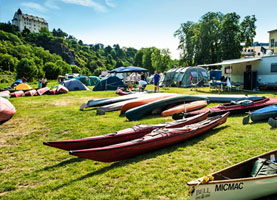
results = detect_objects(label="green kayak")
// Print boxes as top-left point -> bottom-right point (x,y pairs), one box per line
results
125,95 -> 208,121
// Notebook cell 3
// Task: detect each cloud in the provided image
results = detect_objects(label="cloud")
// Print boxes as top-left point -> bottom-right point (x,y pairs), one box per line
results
61,0 -> 107,12
21,2 -> 48,13
45,0 -> 60,9
105,0 -> 115,8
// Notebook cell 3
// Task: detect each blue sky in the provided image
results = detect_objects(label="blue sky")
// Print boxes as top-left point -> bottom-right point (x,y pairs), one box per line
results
0,0 -> 276,59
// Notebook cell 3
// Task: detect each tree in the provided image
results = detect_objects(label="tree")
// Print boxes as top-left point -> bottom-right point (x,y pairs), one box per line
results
56,60 -> 72,75
16,58 -> 38,81
240,15 -> 257,47
142,48 -> 154,73
43,62 -> 62,79
0,54 -> 18,71
221,12 -> 241,60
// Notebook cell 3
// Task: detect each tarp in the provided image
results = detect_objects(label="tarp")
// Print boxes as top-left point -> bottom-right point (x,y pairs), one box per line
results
63,79 -> 89,91
93,76 -> 125,91
15,83 -> 32,90
109,66 -> 147,73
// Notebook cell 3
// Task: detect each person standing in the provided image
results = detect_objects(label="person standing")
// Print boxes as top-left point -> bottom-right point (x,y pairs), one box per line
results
153,71 -> 160,93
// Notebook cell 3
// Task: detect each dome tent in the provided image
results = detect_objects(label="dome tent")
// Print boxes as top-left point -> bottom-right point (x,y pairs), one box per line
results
179,66 -> 209,88
63,79 -> 89,91
93,76 -> 125,91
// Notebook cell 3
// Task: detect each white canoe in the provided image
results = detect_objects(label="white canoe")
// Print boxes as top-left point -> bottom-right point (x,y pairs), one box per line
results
187,149 -> 277,200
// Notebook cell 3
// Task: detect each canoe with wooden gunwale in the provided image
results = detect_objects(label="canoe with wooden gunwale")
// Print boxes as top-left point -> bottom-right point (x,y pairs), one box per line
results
185,98 -> 277,117
43,112 -> 209,151
0,97 -> 16,123
187,149 -> 277,200
69,112 -> 228,162
37,87 -> 50,96
161,100 -> 208,117
10,90 -> 24,98
116,88 -> 131,95
24,89 -> 37,96
125,95 -> 209,121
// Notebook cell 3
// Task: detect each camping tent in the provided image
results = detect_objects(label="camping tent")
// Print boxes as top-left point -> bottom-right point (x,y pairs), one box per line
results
93,76 -> 125,91
63,79 -> 89,91
89,76 -> 100,86
15,83 -> 32,90
11,80 -> 23,89
162,68 -> 177,87
74,76 -> 100,86
179,66 -> 209,88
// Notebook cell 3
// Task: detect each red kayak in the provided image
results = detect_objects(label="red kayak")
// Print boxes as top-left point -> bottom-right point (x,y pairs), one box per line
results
69,112 -> 229,162
57,85 -> 68,94
44,112 -> 209,151
48,88 -> 57,95
24,89 -> 37,96
0,97 -> 16,123
37,87 -> 50,96
10,90 -> 24,98
186,98 -> 277,117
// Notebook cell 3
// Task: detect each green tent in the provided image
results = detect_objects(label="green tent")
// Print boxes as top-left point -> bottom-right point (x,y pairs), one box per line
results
89,76 -> 100,86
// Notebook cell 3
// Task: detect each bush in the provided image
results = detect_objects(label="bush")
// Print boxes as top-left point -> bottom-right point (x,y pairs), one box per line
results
43,62 -> 62,79
16,58 -> 38,81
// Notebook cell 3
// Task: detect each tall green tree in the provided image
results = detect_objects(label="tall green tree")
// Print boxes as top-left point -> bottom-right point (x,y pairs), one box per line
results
16,58 -> 38,81
240,15 -> 257,47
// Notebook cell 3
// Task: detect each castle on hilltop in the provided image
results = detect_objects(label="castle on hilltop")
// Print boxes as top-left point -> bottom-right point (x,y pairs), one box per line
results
12,8 -> 48,33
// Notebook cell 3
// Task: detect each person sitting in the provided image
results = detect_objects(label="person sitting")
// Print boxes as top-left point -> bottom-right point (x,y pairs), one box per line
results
139,73 -> 147,92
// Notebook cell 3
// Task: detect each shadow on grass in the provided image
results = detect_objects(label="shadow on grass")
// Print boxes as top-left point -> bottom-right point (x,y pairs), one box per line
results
52,125 -> 228,191
36,157 -> 85,172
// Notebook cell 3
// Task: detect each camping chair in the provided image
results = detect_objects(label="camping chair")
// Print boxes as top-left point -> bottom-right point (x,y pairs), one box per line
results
190,79 -> 204,91
209,77 -> 217,91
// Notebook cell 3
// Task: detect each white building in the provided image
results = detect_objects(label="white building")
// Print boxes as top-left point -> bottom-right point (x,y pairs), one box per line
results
12,8 -> 48,33
201,55 -> 277,90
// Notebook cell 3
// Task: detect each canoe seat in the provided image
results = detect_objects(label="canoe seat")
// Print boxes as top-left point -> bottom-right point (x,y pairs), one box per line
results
251,158 -> 277,177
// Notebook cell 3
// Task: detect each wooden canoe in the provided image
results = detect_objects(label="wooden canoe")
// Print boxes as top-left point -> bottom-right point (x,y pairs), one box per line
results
0,97 -> 16,123
161,100 -> 208,117
37,87 -> 50,96
187,149 -> 277,200
43,112 -> 209,151
186,98 -> 277,117
120,93 -> 178,114
24,89 -> 37,96
10,90 -> 24,98
125,95 -> 208,121
69,112 -> 228,162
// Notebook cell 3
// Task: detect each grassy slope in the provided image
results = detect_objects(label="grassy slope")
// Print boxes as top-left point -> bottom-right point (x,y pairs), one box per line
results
0,84 -> 277,199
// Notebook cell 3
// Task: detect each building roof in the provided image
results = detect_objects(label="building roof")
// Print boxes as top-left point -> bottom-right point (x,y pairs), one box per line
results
199,57 -> 261,67
268,29 -> 277,33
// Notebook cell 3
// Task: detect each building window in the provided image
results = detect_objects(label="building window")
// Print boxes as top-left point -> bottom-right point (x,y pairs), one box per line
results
271,63 -> 277,72
275,42 -> 277,47
271,39 -> 275,47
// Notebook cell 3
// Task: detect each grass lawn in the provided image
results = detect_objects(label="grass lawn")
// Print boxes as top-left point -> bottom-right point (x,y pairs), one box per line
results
1,83 -> 277,199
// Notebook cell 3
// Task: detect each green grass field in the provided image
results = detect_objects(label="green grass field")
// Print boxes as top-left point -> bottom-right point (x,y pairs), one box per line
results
1,84 -> 277,199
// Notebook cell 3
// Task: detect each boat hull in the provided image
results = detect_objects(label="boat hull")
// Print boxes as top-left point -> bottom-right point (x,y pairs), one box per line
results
0,97 -> 16,123
57,85 -> 68,94
189,176 -> 277,200
161,100 -> 208,117
126,95 -> 208,121
250,105 -> 277,122
188,149 -> 277,200
44,112 -> 209,151
24,89 -> 37,96
187,98 -> 277,116
69,112 -> 228,162
10,90 -> 24,98
37,87 -> 50,95
0,91 -> 10,99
